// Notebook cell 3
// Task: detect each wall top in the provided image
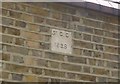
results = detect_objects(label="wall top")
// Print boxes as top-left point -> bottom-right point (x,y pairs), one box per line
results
2,0 -> 120,16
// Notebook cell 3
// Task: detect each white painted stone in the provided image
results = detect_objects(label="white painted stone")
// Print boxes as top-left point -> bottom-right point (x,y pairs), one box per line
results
51,29 -> 72,54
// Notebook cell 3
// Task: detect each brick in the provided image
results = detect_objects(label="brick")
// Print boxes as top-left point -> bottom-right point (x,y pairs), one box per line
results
93,52 -> 102,58
105,31 -> 118,39
73,48 -> 82,55
26,41 -> 39,49
12,55 -> 24,63
15,38 -> 25,46
4,63 -> 29,73
1,72 -> 9,79
44,69 -> 65,78
46,19 -> 60,27
38,77 -> 49,82
104,31 -> 112,38
21,31 -> 39,41
73,32 -> 82,40
2,17 -> 14,26
82,18 -> 101,28
27,6 -> 49,17
44,35 -> 51,42
108,16 -> 118,24
0,53 -> 1,60
2,53 -> 10,61
2,9 -> 8,16
83,66 -> 90,73
111,71 -> 118,77
31,3 -> 47,9
50,3 -> 67,13
93,36 -> 102,43
97,77 -> 107,82
83,34 -> 91,41
27,23 -> 39,32
36,59 -> 48,67
25,57 -> 35,65
49,61 -> 59,69
112,33 -> 119,39
31,68 -> 42,75
14,3 -> 27,11
76,26 -> 93,34
2,35 -> 13,44
106,62 -> 118,69
89,59 -> 96,65
62,14 -> 71,21
103,38 -> 118,46
12,73 -> 23,81
15,21 -> 27,28
80,74 -> 96,81
61,63 -> 81,72
6,45 -> 29,55
103,53 -> 118,61
31,49 -> 42,57
84,27 -> 94,34
45,52 -> 64,61
46,19 -> 67,28
24,75 -> 38,82
94,29 -> 103,36
83,49 -> 93,56
51,11 -> 61,20
9,11 -> 22,19
94,44 -> 104,51
1,26 -> 7,33
93,68 -> 109,75
7,27 -> 20,36
34,16 -> 45,24
102,23 -> 118,33
0,8 -> 1,15
85,10 -> 99,20
67,73 -> 76,79
67,56 -> 87,64
72,16 -> 80,22
69,22 -> 77,30
104,46 -> 118,54
107,78 -> 118,82
74,40 -> 93,49
96,60 -> 104,67
21,13 -> 33,22
0,25 -> 2,33
39,42 -> 50,50
2,2 -> 15,9
39,25 -> 50,33
0,44 -> 2,50
0,34 -> 1,42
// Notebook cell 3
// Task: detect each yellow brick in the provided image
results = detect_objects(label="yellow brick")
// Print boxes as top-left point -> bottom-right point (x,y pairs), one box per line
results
52,11 -> 61,20
26,41 -> 39,49
27,23 -> 39,32
2,2 -> 15,9
21,13 -> 33,22
21,31 -> 39,41
27,6 -> 49,17
25,57 -> 35,65
9,11 -> 22,19
23,75 -> 38,82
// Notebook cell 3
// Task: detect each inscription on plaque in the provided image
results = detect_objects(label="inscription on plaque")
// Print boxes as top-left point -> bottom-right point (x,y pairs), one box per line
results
51,29 -> 72,54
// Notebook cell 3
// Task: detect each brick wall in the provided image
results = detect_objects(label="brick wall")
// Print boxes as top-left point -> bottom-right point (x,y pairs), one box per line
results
0,2 -> 119,82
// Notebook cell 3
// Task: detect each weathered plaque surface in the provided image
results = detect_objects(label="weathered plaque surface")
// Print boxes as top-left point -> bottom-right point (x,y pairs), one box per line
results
51,29 -> 72,54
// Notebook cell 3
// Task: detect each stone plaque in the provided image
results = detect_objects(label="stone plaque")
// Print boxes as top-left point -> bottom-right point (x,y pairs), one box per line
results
51,29 -> 72,54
